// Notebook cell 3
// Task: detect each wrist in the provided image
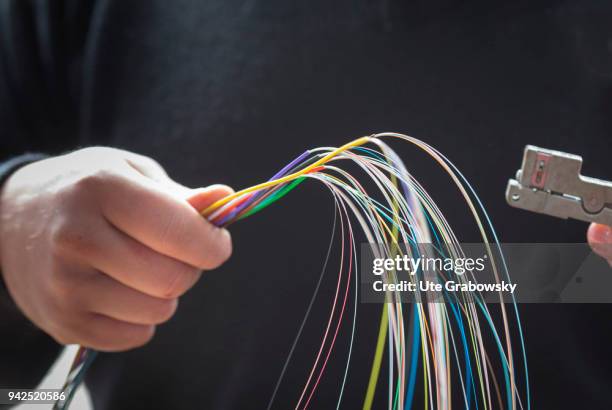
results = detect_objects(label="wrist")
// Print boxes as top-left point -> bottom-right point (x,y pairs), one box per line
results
0,153 -> 49,282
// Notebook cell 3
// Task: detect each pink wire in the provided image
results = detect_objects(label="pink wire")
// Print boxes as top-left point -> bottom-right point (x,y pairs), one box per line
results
294,190 -> 349,409
302,198 -> 355,409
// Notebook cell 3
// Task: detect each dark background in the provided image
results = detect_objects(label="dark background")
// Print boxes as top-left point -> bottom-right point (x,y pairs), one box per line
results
1,0 -> 611,408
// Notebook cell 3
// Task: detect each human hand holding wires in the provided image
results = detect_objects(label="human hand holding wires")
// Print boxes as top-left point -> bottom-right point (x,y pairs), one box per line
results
0,147 -> 234,352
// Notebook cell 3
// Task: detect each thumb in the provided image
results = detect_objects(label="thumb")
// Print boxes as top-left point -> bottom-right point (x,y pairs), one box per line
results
587,223 -> 612,266
187,185 -> 234,215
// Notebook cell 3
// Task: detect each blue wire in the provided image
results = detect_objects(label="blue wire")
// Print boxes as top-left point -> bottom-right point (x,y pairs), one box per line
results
433,149 -> 531,410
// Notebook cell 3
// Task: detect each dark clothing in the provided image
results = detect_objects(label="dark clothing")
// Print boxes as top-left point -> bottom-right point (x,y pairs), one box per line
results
1,0 -> 611,408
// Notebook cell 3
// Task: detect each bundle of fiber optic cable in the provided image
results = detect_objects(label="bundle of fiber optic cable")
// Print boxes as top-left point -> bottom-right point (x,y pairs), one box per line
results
54,132 -> 529,410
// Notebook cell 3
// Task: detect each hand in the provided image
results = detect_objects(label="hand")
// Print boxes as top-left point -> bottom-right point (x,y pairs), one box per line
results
0,147 -> 233,351
587,223 -> 612,267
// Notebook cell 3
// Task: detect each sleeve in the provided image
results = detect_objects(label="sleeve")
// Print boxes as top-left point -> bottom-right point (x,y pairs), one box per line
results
0,0 -> 96,389
0,0 -> 96,159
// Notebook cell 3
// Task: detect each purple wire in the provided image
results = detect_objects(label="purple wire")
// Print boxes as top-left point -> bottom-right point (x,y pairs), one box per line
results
215,150 -> 311,225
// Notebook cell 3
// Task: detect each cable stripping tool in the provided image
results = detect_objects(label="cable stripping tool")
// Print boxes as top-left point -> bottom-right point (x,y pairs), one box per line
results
506,145 -> 612,225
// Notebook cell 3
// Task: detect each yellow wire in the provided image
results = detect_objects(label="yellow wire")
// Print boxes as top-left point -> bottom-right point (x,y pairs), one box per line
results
362,166 -> 402,410
363,305 -> 389,410
200,136 -> 371,216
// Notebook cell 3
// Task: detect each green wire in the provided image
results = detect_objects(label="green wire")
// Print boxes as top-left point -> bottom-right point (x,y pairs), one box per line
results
392,372 -> 402,410
238,177 -> 306,220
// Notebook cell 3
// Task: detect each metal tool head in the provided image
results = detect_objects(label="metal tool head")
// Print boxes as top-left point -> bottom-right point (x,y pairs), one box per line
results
506,145 -> 612,225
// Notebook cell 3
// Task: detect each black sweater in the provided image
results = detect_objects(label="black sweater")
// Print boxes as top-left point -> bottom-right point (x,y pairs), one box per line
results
1,1 -> 611,408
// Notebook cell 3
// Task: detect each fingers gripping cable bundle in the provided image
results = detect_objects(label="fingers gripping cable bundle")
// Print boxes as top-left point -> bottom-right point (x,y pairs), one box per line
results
55,133 -> 530,410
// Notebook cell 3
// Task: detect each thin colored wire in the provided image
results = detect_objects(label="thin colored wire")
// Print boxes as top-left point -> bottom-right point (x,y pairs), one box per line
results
266,205 -> 338,410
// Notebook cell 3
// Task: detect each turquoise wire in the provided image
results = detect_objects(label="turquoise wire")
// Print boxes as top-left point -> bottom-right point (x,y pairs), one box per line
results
435,150 -> 530,410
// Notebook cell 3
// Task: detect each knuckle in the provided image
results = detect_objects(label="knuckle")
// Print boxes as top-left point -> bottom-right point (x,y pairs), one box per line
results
73,169 -> 117,195
50,220 -> 95,257
138,156 -> 165,173
48,208 -> 106,263
51,224 -> 76,253
49,217 -> 71,250
73,172 -> 102,193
